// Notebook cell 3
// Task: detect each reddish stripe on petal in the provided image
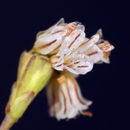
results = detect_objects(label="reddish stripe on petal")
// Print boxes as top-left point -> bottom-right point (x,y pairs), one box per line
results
78,65 -> 88,68
88,51 -> 98,56
66,84 -> 72,104
56,64 -> 62,67
52,30 -> 64,34
38,39 -> 57,49
74,83 -> 86,105
50,44 -> 61,54
61,88 -> 67,114
68,33 -> 81,48
74,61 -> 80,64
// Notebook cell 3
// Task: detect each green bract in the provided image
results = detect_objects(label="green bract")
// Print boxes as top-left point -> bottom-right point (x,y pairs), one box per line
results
5,51 -> 53,122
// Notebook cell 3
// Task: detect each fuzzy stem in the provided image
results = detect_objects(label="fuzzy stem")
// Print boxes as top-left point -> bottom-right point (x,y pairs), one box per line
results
0,115 -> 15,130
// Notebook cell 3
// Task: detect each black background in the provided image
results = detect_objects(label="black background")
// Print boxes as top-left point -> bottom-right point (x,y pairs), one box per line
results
0,0 -> 129,130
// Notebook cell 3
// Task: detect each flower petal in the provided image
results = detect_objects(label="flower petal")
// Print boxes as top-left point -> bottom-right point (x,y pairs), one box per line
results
63,54 -> 93,75
34,19 -> 67,55
46,72 -> 92,120
35,30 -> 67,55
75,34 -> 100,53
86,45 -> 104,63
58,25 -> 85,57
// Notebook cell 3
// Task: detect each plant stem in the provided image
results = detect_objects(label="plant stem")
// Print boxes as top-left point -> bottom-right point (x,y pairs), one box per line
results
0,115 -> 15,130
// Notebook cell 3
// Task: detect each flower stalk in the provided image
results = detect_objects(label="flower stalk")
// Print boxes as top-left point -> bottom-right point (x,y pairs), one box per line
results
0,115 -> 15,130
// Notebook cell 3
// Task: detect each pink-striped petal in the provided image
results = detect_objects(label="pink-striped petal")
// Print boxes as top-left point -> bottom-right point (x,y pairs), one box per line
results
46,72 -> 92,120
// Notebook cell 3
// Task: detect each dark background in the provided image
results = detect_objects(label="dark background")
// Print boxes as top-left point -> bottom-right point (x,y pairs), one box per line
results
0,0 -> 129,130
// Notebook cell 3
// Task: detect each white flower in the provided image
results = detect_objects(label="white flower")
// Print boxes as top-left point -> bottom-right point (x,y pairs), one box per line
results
46,71 -> 92,120
34,18 -> 85,55
34,18 -> 67,55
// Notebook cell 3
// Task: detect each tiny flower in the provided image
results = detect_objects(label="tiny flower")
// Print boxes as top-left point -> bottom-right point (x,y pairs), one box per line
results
46,71 -> 92,120
33,18 -> 84,55
33,18 -> 67,55
97,40 -> 115,63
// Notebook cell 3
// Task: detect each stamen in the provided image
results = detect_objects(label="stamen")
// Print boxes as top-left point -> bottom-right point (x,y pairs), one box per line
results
82,111 -> 93,117
66,23 -> 76,36
104,51 -> 110,59
100,41 -> 114,52
57,75 -> 66,84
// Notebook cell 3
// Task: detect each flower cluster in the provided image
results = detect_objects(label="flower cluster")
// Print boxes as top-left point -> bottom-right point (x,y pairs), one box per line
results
34,18 -> 114,75
33,18 -> 114,120
0,18 -> 115,130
